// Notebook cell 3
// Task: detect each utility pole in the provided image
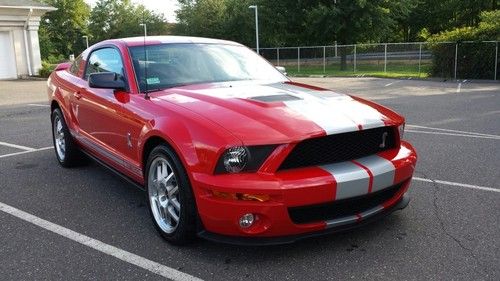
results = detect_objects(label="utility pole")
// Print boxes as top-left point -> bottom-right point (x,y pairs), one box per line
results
249,5 -> 259,54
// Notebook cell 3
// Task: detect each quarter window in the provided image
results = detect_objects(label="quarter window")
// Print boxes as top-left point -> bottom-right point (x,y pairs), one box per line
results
85,48 -> 124,80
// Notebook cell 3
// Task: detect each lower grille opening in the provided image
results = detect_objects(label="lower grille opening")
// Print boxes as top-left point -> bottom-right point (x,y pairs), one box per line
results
288,181 -> 404,225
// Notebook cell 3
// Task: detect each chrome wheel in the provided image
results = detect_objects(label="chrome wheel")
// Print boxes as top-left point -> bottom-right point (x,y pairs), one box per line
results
53,115 -> 66,161
148,157 -> 181,234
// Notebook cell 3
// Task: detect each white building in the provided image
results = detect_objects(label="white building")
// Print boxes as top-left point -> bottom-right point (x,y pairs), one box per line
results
0,0 -> 55,79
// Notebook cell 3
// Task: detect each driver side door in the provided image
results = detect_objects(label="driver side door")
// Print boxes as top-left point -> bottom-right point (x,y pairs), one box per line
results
75,47 -> 128,169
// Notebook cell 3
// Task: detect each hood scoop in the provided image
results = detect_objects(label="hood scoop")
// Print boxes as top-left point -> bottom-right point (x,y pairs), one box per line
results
250,94 -> 301,102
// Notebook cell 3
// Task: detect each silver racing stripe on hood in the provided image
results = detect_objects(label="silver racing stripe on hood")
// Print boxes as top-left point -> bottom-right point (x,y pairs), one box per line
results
284,98 -> 360,134
273,83 -> 387,133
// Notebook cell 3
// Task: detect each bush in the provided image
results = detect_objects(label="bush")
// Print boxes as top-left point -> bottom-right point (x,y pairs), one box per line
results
428,11 -> 500,79
39,61 -> 57,78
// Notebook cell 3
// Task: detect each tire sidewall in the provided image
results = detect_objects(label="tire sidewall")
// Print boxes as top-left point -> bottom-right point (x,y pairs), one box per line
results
51,108 -> 82,167
51,109 -> 68,164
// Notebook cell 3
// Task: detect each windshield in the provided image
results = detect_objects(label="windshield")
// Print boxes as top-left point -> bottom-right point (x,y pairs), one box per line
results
129,43 -> 287,92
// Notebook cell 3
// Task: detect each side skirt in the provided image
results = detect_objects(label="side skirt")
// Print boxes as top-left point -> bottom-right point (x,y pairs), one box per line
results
80,149 -> 145,191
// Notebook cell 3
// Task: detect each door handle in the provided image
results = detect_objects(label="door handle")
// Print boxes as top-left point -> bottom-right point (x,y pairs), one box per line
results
74,92 -> 82,100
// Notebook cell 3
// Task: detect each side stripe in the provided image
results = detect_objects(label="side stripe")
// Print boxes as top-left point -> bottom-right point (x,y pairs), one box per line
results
320,162 -> 370,200
354,155 -> 396,193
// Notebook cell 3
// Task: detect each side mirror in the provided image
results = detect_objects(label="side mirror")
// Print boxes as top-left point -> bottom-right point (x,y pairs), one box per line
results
89,72 -> 126,90
276,66 -> 287,76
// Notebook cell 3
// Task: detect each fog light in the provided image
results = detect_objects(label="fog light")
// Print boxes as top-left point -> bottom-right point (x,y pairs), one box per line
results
239,213 -> 255,228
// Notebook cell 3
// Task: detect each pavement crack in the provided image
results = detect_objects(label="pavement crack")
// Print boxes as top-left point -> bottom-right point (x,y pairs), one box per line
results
415,170 -> 487,277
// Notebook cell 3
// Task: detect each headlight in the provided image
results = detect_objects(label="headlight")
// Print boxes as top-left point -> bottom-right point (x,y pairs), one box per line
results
398,123 -> 405,139
223,146 -> 248,173
215,145 -> 277,174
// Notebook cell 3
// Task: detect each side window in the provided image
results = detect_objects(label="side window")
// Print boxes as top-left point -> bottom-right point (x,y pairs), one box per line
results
84,48 -> 124,80
69,55 -> 82,75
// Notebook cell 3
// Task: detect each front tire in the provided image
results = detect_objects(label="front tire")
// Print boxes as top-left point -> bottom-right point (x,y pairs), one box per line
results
51,108 -> 82,167
145,144 -> 197,245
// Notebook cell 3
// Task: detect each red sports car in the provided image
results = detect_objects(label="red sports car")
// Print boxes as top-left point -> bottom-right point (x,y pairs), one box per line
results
47,36 -> 417,245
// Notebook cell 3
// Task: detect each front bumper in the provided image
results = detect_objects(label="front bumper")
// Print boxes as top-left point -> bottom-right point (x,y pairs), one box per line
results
198,194 -> 410,246
191,141 -> 417,243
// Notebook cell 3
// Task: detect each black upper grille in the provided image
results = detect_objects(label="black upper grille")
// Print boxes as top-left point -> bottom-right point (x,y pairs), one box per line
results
279,126 -> 396,170
288,181 -> 404,224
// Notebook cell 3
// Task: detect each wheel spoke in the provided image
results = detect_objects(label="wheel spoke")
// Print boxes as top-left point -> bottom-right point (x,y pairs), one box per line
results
171,198 -> 181,211
168,185 -> 178,198
162,162 -> 168,179
163,206 -> 172,224
153,198 -> 163,218
168,206 -> 179,223
164,173 -> 174,186
156,164 -> 162,181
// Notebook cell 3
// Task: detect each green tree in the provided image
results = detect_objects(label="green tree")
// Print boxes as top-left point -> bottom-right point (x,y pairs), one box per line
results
88,0 -> 169,44
406,0 -> 498,41
302,0 -> 415,69
428,10 -> 500,79
39,0 -> 90,60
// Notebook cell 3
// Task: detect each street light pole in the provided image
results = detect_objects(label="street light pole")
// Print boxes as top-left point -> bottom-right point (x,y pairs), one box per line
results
82,35 -> 89,49
139,23 -> 147,37
248,5 -> 259,54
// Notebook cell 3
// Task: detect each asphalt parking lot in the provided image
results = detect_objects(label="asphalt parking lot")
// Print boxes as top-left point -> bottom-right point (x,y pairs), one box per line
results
0,77 -> 498,280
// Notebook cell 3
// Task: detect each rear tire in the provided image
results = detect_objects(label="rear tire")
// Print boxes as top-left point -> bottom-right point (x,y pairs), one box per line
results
145,144 -> 197,245
51,108 -> 82,167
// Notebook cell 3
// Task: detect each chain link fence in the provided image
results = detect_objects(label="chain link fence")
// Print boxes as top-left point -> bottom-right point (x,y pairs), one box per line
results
259,41 -> 499,80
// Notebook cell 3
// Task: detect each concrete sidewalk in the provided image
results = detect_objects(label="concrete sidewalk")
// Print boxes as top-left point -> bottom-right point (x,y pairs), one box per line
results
0,80 -> 48,106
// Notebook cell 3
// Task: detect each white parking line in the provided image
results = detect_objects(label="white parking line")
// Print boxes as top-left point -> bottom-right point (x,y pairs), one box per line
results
413,177 -> 499,193
0,146 -> 52,159
0,201 -> 203,281
0,141 -> 36,151
27,103 -> 50,107
406,130 -> 500,140
407,125 -> 500,138
384,81 -> 401,87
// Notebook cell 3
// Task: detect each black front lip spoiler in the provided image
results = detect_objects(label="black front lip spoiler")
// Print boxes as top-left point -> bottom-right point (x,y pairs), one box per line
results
197,194 -> 410,246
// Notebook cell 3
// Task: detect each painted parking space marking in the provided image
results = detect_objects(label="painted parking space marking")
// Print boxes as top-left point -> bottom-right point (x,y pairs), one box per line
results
0,201 -> 203,281
0,146 -> 52,159
413,177 -> 499,193
27,103 -> 50,107
407,124 -> 500,138
384,81 -> 401,87
406,130 -> 500,140
0,141 -> 37,151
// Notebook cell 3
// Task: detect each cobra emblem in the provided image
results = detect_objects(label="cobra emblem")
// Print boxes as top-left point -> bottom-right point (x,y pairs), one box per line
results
379,132 -> 388,148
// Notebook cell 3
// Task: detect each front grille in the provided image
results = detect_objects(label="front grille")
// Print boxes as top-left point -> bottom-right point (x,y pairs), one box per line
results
288,182 -> 403,224
279,126 -> 396,170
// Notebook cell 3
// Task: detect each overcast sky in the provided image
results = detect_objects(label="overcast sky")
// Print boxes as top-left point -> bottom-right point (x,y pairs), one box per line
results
84,0 -> 179,23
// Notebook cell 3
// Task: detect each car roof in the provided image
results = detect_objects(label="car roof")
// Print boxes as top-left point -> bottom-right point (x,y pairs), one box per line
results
102,36 -> 243,47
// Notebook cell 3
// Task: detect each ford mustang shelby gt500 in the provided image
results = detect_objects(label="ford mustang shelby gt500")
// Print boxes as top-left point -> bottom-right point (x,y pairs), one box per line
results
47,36 -> 417,245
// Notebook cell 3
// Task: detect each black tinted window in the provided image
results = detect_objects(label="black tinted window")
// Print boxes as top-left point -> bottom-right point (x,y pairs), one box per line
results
129,43 -> 286,92
85,48 -> 124,79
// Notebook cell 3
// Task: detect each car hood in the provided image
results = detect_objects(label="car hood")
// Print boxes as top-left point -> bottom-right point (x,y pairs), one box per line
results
152,81 -> 402,144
